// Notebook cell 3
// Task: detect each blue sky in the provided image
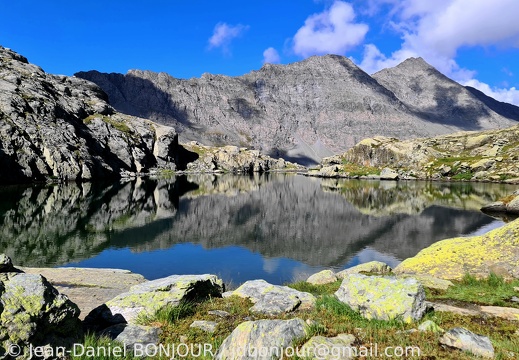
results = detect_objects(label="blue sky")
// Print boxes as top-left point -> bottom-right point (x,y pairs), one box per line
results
2,0 -> 519,104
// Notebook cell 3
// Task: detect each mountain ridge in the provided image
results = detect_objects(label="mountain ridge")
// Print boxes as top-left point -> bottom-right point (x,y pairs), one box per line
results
76,55 -> 519,165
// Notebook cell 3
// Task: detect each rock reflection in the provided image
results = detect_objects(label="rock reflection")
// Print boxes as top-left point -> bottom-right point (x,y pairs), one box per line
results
0,175 -> 513,272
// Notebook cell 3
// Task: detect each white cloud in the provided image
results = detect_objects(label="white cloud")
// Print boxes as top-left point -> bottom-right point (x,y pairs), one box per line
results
293,1 -> 368,57
208,23 -> 249,53
357,0 -> 519,105
262,47 -> 281,64
464,79 -> 519,105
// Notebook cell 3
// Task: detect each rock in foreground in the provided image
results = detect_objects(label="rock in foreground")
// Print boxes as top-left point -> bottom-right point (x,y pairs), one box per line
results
228,279 -> 315,315
439,328 -> 494,358
0,256 -> 82,359
85,274 -> 224,328
394,218 -> 519,280
215,319 -> 307,360
334,274 -> 426,323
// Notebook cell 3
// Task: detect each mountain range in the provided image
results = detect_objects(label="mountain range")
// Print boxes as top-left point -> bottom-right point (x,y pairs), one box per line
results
77,55 -> 519,165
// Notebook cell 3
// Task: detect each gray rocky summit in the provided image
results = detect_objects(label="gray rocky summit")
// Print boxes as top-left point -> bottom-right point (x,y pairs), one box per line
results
77,55 -> 518,165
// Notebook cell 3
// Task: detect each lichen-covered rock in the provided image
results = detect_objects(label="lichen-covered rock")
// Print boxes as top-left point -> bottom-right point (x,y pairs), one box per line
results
306,270 -> 338,285
394,218 -> 519,280
215,319 -> 307,360
439,328 -> 494,358
229,279 -> 315,315
299,334 -> 356,360
0,272 -> 81,359
397,274 -> 453,290
334,274 -> 426,323
336,261 -> 392,279
87,274 -> 224,325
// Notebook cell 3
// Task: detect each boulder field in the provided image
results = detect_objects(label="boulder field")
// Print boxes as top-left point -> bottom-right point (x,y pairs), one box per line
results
2,251 -> 517,359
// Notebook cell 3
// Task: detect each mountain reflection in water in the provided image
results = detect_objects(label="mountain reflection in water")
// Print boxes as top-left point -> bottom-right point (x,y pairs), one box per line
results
0,174 -> 514,285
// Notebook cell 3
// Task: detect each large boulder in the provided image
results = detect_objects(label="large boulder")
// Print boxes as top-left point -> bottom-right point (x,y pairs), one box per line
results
85,274 -> 224,326
394,218 -> 519,280
215,319 -> 307,360
334,274 -> 426,323
227,279 -> 315,315
0,262 -> 82,359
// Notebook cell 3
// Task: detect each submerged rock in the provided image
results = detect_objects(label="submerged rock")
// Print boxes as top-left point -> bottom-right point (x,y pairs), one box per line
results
394,218 -> 519,280
215,318 -> 307,360
334,274 -> 426,323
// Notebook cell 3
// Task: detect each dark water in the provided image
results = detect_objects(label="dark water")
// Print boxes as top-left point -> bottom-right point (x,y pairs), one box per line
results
0,174 -> 514,285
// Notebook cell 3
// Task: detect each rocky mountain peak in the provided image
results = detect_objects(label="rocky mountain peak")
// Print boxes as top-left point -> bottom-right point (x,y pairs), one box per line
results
76,54 -> 519,165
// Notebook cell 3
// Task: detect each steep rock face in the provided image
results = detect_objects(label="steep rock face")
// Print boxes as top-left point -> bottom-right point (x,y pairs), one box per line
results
0,46 -> 178,184
76,55 -> 518,165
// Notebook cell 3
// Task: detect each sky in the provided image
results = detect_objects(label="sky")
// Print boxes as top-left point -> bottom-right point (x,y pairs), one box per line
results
1,0 -> 519,105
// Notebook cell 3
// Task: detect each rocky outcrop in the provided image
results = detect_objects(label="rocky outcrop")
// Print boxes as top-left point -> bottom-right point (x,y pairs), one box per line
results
394,218 -> 519,280
334,274 -> 426,323
317,124 -> 519,182
76,56 -> 518,165
0,255 -> 82,359
0,46 -> 181,184
180,142 -> 301,173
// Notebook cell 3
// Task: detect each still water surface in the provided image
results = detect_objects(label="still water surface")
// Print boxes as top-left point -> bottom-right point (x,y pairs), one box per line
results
0,174 -> 514,285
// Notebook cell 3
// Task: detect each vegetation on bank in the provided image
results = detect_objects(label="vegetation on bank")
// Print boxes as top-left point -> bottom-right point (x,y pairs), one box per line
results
77,274 -> 519,359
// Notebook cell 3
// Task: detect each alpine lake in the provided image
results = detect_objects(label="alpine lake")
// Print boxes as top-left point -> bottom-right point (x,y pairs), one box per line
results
0,173 -> 515,286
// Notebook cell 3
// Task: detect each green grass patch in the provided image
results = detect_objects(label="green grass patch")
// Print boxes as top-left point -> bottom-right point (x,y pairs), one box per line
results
342,160 -> 381,176
428,273 -> 519,308
451,172 -> 474,180
83,114 -> 132,134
